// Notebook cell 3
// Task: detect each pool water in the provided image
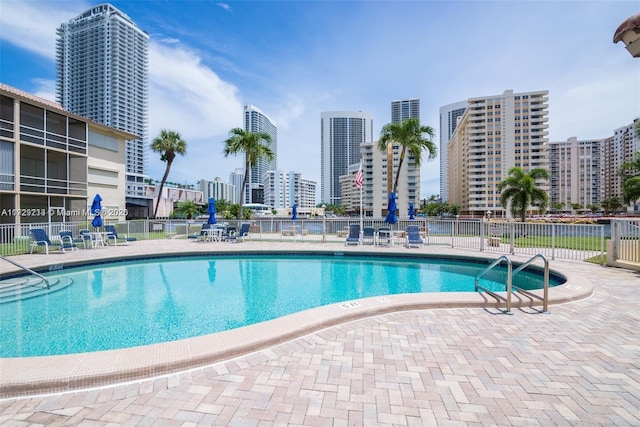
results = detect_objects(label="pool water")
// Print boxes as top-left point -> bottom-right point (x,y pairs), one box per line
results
0,255 -> 561,357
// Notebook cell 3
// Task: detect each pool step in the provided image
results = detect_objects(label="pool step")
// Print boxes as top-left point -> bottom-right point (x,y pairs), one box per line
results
0,276 -> 73,304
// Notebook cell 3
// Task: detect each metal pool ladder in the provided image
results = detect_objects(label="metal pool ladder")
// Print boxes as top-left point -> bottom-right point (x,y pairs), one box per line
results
512,253 -> 550,313
475,255 -> 513,314
475,254 -> 550,314
1,255 -> 49,289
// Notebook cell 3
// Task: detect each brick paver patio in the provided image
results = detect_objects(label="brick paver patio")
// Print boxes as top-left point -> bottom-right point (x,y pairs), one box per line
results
1,241 -> 638,426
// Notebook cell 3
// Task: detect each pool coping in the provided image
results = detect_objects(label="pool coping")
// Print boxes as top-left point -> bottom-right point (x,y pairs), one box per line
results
0,246 -> 594,398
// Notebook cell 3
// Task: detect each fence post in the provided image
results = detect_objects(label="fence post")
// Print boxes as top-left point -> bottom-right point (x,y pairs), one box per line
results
509,222 -> 515,255
551,223 -> 556,261
480,219 -> 485,252
612,220 -> 619,261
600,224 -> 605,266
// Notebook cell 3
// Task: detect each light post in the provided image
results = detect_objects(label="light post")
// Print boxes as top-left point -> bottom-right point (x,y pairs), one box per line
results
321,204 -> 327,243
486,210 -> 492,221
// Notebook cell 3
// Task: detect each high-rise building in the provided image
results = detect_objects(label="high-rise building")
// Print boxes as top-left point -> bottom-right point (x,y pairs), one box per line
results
262,170 -> 316,209
229,168 -> 244,204
320,111 -> 373,205
548,137 -> 603,211
391,98 -> 420,124
439,101 -> 467,202
601,119 -> 639,206
447,89 -> 550,218
357,141 -> 419,218
243,105 -> 277,204
56,4 -> 150,216
198,178 -> 237,204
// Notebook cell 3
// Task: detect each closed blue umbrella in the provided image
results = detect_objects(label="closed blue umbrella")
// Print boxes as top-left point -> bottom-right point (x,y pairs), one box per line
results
291,204 -> 298,220
91,194 -> 102,228
207,198 -> 217,225
384,193 -> 398,224
409,202 -> 415,220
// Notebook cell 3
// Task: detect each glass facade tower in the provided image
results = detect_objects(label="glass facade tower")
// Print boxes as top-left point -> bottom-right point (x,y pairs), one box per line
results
243,104 -> 277,204
56,4 -> 149,206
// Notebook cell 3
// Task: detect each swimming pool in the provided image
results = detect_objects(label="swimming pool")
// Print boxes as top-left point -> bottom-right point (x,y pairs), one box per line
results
1,253 -> 563,358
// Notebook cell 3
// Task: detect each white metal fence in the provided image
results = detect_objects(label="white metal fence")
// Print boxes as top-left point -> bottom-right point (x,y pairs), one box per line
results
0,218 -> 610,263
610,219 -> 640,265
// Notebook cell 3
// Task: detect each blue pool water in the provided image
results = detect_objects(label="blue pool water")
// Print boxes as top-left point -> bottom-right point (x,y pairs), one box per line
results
1,254 -> 562,358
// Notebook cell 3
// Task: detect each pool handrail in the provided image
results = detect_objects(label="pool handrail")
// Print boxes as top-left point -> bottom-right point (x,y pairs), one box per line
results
474,255 -> 512,313
0,254 -> 50,289
512,253 -> 550,313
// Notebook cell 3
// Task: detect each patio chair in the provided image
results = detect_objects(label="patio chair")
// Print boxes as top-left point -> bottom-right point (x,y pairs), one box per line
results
78,229 -> 93,249
226,222 -> 250,243
58,230 -> 80,252
188,223 -> 213,242
29,228 -> 62,254
345,224 -> 361,246
362,227 -> 375,245
104,225 -> 137,246
377,227 -> 391,247
405,225 -> 423,248
222,225 -> 237,242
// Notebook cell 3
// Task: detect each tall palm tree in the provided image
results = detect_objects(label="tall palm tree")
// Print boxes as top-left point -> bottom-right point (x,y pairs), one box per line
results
620,151 -> 640,206
223,128 -> 274,220
498,166 -> 549,222
151,129 -> 187,218
378,118 -> 437,196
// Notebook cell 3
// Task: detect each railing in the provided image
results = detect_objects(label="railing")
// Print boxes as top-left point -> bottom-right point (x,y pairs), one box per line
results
610,219 -> 640,266
0,254 -> 50,289
512,254 -> 549,313
0,217 -> 612,263
474,255 -> 513,314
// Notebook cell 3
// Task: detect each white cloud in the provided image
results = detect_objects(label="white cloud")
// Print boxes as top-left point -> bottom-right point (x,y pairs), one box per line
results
0,1 -> 87,59
148,41 -> 244,141
216,3 -> 232,12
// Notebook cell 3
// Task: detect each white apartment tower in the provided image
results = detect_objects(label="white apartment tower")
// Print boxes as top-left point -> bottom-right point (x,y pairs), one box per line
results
548,137 -> 602,210
601,120 -> 639,204
198,178 -> 237,204
321,111 -> 373,205
391,98 -> 420,124
439,101 -> 467,202
244,105 -> 277,204
56,4 -> 149,213
447,89 -> 550,217
262,170 -> 317,209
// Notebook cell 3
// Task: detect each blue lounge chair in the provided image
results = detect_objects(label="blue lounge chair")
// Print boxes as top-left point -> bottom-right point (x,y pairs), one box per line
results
78,229 -> 93,249
104,225 -> 137,246
59,230 -> 80,251
29,228 -> 62,254
377,227 -> 391,246
345,224 -> 360,246
405,225 -> 423,248
226,223 -> 250,243
188,223 -> 213,242
362,227 -> 375,245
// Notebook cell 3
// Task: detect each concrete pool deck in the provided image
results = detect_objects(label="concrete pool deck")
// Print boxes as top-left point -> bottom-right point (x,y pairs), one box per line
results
1,239 -> 638,425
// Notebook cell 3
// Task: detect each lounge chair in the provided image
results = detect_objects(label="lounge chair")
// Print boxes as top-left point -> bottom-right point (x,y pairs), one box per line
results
188,223 -> 213,242
362,227 -> 375,245
377,227 -> 391,246
59,230 -> 80,251
29,228 -> 62,254
104,225 -> 137,246
226,222 -> 250,243
405,225 -> 423,248
345,224 -> 361,245
78,229 -> 93,249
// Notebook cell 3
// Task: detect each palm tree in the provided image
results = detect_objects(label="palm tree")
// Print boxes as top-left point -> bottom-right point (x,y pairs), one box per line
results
377,118 -> 437,196
174,200 -> 201,219
151,129 -> 187,218
223,128 -> 274,220
498,166 -> 550,222
620,151 -> 640,206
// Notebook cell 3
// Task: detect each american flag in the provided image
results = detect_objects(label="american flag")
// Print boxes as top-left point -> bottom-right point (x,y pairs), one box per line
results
354,163 -> 363,188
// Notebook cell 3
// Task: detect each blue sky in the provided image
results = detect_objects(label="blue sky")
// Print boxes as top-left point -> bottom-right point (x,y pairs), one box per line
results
1,0 -> 639,200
